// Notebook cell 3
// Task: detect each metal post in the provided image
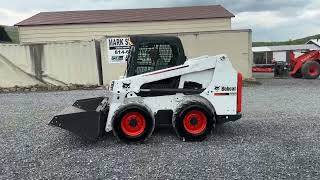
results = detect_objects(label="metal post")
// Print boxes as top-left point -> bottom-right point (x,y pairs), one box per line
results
265,52 -> 268,64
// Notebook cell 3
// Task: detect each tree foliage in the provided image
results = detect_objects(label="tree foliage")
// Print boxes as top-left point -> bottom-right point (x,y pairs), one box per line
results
0,26 -> 12,42
253,34 -> 320,47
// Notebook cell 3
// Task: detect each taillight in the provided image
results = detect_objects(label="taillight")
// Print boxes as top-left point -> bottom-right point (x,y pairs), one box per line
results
237,73 -> 243,113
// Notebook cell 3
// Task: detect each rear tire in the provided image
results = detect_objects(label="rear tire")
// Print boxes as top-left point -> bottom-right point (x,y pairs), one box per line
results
112,104 -> 155,143
173,101 -> 215,141
301,61 -> 320,79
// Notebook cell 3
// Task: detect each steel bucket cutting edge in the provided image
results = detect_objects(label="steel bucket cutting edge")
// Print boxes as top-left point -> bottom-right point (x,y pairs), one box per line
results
49,97 -> 107,140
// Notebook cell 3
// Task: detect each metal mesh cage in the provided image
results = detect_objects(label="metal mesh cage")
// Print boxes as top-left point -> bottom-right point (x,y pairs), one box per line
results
136,43 -> 175,74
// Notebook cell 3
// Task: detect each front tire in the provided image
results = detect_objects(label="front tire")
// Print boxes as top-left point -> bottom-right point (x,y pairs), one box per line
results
173,101 -> 215,141
301,61 -> 320,79
292,70 -> 302,78
112,104 -> 155,143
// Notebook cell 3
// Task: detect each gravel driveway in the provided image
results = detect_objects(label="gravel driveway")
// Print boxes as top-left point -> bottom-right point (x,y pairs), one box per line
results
0,79 -> 320,179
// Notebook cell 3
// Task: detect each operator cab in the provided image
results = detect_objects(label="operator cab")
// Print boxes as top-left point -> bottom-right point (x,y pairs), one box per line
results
126,36 -> 187,77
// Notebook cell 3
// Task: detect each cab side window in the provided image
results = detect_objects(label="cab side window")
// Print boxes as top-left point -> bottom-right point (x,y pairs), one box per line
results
135,42 -> 178,75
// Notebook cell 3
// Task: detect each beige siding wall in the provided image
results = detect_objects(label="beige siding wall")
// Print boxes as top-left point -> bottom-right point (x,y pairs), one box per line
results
0,41 -> 100,87
0,44 -> 43,87
178,30 -> 252,79
100,30 -> 252,85
42,41 -> 100,85
0,43 -> 33,74
19,18 -> 231,44
0,29 -> 252,87
0,53 -> 42,88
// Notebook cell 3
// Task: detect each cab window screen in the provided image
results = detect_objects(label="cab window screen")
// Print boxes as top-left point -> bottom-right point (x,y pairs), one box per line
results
135,42 -> 177,75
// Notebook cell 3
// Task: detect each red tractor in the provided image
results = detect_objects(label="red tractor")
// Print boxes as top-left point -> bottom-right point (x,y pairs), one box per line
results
290,50 -> 320,79
252,50 -> 320,79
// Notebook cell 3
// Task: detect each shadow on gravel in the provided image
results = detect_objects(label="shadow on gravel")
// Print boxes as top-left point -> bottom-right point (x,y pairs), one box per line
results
53,128 -> 178,149
48,117 -> 293,148
50,124 -> 252,147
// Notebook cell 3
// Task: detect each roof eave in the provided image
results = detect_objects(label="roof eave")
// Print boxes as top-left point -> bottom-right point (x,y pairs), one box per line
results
15,16 -> 234,27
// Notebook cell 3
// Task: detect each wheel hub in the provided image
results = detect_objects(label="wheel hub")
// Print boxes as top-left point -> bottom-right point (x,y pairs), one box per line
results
120,112 -> 146,137
183,110 -> 207,135
129,119 -> 138,127
309,65 -> 319,76
190,117 -> 198,126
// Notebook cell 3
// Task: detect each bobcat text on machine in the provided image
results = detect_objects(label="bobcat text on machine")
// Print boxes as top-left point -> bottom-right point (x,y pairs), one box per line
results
49,35 -> 243,142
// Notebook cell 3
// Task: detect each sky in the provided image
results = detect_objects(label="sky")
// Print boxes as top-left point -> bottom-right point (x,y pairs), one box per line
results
0,0 -> 319,41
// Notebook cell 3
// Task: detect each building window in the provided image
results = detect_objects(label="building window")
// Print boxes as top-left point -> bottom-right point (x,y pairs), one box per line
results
254,52 -> 273,64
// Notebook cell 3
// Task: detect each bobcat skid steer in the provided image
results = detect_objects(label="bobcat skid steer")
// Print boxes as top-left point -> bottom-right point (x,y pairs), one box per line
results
49,35 -> 243,142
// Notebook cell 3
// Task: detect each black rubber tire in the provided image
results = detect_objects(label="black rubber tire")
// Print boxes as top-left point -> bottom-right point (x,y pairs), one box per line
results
112,104 -> 155,143
301,61 -> 320,79
291,70 -> 303,78
173,101 -> 215,141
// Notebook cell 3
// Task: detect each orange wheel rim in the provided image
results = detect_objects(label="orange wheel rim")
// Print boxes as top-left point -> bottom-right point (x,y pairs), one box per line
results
183,110 -> 207,135
120,112 -> 146,137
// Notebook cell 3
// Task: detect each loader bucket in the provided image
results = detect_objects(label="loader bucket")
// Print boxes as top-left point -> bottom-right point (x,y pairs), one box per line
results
49,97 -> 107,140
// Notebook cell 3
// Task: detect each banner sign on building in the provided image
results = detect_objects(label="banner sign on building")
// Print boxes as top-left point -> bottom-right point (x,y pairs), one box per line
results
107,37 -> 130,63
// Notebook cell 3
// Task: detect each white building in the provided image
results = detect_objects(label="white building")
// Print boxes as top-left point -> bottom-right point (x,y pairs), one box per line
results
252,43 -> 320,65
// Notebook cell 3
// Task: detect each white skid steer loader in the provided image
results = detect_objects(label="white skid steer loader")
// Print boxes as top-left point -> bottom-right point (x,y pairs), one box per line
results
49,35 -> 242,142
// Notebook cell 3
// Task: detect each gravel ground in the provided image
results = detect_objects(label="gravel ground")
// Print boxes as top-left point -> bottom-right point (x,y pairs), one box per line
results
1,78 -> 320,179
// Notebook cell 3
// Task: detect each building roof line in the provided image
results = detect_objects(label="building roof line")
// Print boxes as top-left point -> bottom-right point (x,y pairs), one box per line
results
15,5 -> 234,26
252,44 -> 320,52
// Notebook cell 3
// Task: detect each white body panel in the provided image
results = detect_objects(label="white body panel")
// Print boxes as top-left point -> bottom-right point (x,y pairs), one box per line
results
105,54 -> 239,132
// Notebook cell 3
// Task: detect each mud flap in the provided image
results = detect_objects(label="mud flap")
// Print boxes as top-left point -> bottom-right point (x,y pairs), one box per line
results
49,97 -> 108,140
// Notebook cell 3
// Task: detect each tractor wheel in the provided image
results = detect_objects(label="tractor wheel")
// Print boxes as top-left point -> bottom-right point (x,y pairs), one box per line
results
291,70 -> 303,78
173,101 -> 215,141
112,104 -> 155,143
301,61 -> 320,79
